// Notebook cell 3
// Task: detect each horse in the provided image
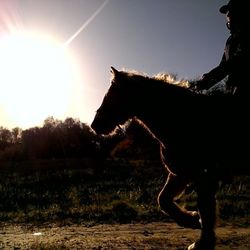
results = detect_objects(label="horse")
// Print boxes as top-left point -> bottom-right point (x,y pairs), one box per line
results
91,66 -> 249,250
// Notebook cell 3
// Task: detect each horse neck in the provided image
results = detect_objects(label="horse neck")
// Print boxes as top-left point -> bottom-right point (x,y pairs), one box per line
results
136,108 -> 167,144
133,84 -> 178,143
133,80 -> 200,146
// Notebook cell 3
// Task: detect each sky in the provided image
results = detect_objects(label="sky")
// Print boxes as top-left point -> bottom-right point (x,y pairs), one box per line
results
0,0 -> 229,129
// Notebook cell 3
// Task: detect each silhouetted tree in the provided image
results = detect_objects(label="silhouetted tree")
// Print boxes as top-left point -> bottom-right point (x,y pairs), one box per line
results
11,127 -> 22,144
0,127 -> 12,150
19,117 -> 98,160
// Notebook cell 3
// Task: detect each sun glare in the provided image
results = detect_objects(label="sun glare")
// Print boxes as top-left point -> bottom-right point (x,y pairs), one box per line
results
0,31 -> 74,129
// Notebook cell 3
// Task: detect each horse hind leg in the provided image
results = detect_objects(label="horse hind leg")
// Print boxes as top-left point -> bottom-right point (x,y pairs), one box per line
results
157,173 -> 201,229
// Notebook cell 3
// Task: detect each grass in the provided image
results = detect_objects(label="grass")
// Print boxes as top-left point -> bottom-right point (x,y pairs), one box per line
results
0,158 -> 249,226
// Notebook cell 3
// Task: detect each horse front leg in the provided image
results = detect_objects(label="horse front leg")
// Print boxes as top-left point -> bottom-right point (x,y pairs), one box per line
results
188,177 -> 218,250
157,173 -> 201,229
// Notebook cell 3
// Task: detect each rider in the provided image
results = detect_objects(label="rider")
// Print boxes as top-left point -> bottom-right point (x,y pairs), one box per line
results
194,0 -> 248,96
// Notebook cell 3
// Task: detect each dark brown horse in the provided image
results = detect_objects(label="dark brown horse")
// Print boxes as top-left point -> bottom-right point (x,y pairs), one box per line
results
91,67 -> 249,250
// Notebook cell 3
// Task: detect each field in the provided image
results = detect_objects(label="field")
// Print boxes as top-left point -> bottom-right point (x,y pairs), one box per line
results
1,222 -> 250,249
0,158 -> 249,249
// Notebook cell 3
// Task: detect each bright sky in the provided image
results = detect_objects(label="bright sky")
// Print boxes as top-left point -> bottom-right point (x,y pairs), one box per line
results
0,0 -> 228,129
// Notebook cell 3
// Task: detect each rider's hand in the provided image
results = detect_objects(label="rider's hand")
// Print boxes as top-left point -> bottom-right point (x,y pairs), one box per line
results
189,80 -> 204,91
191,74 -> 213,91
194,79 -> 206,90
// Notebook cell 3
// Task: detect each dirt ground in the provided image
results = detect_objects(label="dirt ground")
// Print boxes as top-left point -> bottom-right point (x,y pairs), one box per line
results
0,222 -> 249,250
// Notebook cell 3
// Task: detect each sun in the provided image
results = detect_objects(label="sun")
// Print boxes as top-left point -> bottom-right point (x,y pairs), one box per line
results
0,31 -> 74,129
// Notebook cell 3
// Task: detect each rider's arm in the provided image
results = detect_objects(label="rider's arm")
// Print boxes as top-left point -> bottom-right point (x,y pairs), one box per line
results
195,55 -> 228,90
196,33 -> 247,90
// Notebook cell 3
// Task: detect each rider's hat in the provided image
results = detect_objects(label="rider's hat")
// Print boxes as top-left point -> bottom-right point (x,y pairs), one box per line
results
219,0 -> 242,14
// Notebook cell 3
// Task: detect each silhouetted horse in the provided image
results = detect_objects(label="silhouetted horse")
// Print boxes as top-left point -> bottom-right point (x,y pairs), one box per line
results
91,67 -> 249,250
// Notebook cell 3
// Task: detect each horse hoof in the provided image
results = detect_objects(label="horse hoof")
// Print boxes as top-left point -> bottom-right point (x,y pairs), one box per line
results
187,242 -> 196,250
177,211 -> 201,229
187,238 -> 215,250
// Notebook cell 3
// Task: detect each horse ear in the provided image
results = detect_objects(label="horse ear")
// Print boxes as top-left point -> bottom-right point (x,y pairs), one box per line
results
110,66 -> 119,76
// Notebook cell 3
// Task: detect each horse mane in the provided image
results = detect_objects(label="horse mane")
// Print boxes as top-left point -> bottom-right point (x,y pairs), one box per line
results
118,68 -> 190,88
153,73 -> 190,88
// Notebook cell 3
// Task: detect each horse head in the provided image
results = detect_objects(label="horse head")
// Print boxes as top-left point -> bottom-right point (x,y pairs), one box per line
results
91,67 -> 135,135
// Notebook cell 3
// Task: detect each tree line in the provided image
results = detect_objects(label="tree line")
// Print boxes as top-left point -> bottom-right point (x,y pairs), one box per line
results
0,117 -> 98,161
0,116 -> 161,165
